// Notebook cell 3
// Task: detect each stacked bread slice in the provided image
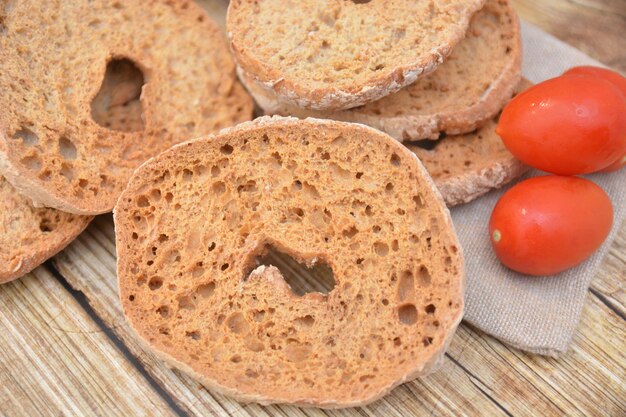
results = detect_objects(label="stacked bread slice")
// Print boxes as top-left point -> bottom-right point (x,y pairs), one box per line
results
0,0 -> 253,282
231,0 -> 528,205
115,116 -> 464,407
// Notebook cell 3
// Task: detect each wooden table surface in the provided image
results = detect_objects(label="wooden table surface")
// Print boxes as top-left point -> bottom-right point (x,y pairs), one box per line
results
1,1 -> 624,416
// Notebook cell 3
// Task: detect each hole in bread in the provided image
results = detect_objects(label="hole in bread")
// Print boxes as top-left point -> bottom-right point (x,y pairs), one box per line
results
12,128 -> 39,146
409,139 -> 440,151
178,295 -> 195,311
246,244 -> 335,297
342,226 -> 358,239
390,153 -> 401,166
148,277 -> 163,290
425,304 -> 436,314
196,282 -> 215,298
373,242 -> 389,257
20,155 -> 42,172
156,305 -> 169,318
227,312 -> 249,334
185,330 -> 201,341
220,144 -> 234,155
58,136 -> 77,160
351,0 -> 372,5
284,340 -> 312,362
137,195 -> 150,207
294,315 -> 315,329
417,265 -> 432,286
398,304 -> 418,325
38,217 -> 56,232
244,336 -> 265,352
397,270 -> 414,302
91,58 -> 145,132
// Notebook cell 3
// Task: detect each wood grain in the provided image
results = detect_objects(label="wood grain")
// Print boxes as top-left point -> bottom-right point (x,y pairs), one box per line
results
512,0 -> 626,73
0,267 -> 176,417
51,215 -> 626,417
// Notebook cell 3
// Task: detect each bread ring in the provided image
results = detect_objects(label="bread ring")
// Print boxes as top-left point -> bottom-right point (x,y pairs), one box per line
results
115,116 -> 464,407
228,0 -> 485,111
0,0 -> 253,215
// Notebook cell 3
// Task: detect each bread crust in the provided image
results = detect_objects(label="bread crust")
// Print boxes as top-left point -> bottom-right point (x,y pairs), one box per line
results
435,157 -> 528,207
228,0 -> 486,111
0,176 -> 92,283
0,0 -> 253,215
238,0 -> 522,141
115,116 -> 464,407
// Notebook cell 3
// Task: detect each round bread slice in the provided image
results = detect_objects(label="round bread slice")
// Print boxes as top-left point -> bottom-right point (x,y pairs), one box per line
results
115,116 -> 464,407
228,0 -> 485,111
0,0 -> 253,215
407,79 -> 532,206
239,0 -> 521,140
0,176 -> 92,283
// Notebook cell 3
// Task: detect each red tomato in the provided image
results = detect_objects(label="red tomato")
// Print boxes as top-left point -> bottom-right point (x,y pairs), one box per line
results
489,176 -> 613,276
496,75 -> 626,175
563,66 -> 626,98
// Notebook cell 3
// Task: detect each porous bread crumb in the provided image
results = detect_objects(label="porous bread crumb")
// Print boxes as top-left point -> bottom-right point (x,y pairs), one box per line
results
0,0 -> 253,215
0,175 -> 92,283
228,0 -> 486,110
240,0 -> 521,140
115,116 -> 464,407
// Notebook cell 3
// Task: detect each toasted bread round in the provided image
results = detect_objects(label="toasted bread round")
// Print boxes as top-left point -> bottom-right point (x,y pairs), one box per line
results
239,0 -> 521,140
0,0 -> 253,215
115,116 -> 464,407
0,176 -> 91,283
407,79 -> 532,206
228,0 -> 485,111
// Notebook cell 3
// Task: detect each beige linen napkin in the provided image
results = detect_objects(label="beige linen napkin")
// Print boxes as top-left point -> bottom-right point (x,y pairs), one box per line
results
455,22 -> 626,356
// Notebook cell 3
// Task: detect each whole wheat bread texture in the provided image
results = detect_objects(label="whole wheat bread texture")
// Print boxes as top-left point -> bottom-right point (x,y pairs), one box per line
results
239,0 -> 521,141
0,0 -> 253,215
0,176 -> 92,283
114,116 -> 464,407
408,79 -> 532,206
227,0 -> 485,111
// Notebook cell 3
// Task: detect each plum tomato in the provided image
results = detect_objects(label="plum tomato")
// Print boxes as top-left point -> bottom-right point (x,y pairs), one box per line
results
489,176 -> 613,276
496,75 -> 626,175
